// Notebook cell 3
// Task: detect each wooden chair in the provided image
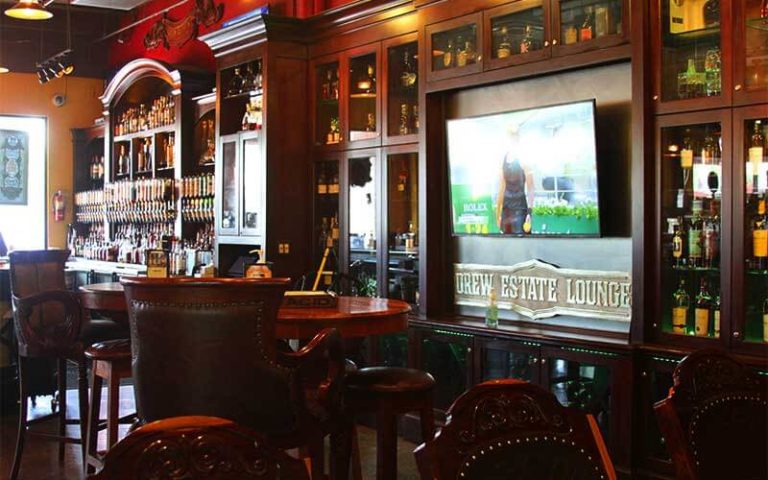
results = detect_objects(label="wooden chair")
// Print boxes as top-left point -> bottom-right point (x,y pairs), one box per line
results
121,277 -> 348,479
654,349 -> 767,480
414,379 -> 616,480
88,415 -> 310,480
8,249 -> 89,480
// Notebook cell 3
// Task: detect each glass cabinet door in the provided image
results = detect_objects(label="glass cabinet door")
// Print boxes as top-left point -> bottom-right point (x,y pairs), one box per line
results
419,329 -> 473,410
315,60 -> 341,147
218,134 -> 238,236
348,153 -> 378,297
654,0 -> 729,110
386,152 -> 419,306
477,338 -> 541,384
313,159 -> 341,289
426,13 -> 483,81
555,0 -> 624,50
240,132 -> 265,237
734,0 -> 768,103
659,117 -> 727,342
385,39 -> 419,141
735,109 -> 768,348
486,0 -> 549,69
348,50 -> 380,145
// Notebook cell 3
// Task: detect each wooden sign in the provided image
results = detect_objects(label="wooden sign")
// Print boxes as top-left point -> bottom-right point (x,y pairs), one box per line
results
454,260 -> 631,322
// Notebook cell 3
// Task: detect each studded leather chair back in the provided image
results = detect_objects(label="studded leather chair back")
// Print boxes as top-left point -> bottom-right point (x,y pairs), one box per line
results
9,249 -> 82,358
121,278 -> 296,435
88,416 -> 309,480
414,379 -> 616,480
654,349 -> 767,480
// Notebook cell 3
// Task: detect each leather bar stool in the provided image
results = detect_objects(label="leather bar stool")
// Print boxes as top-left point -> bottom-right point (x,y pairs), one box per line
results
84,338 -> 133,474
345,367 -> 435,480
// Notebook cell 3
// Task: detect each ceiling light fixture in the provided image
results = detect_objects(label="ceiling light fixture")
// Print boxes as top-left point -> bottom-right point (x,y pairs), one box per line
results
5,1 -> 53,21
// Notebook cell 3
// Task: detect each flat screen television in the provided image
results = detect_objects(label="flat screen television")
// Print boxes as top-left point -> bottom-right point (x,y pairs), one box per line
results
447,99 -> 600,237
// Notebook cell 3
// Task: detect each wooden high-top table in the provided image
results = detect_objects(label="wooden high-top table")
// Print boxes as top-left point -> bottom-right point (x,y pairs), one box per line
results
78,282 -> 411,339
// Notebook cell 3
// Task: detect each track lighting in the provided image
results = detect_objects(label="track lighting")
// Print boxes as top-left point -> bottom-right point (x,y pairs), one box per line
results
37,50 -> 74,84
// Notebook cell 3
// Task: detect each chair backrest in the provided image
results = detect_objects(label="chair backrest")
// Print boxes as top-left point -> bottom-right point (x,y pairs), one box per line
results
654,349 -> 767,480
9,249 -> 80,358
121,277 -> 296,435
88,416 -> 310,480
414,379 -> 616,480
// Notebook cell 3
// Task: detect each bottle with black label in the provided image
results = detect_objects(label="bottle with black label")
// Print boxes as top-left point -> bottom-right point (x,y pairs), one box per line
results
694,279 -> 711,337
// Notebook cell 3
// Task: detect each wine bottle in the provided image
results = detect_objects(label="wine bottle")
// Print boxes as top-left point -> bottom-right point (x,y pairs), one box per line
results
750,121 -> 765,190
688,203 -> 703,267
763,290 -> 768,343
672,278 -> 690,335
753,197 -> 767,269
713,290 -> 720,338
694,279 -> 711,337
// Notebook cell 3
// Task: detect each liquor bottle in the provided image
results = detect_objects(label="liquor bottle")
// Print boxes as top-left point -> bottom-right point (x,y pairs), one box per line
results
137,144 -> 145,172
564,25 -> 578,44
520,25 -> 533,54
702,214 -> 719,267
228,67 -> 244,96
749,121 -> 765,189
317,170 -> 328,195
580,9 -> 594,41
688,203 -> 703,267
753,197 -> 768,269
330,171 -> 339,194
763,291 -> 768,343
456,36 -> 468,67
242,63 -> 256,92
704,47 -> 721,97
485,287 -> 499,329
497,26 -> 512,59
713,291 -> 721,338
672,278 -> 690,334
701,132 -> 720,165
332,68 -> 340,100
400,50 -> 417,88
443,39 -> 454,68
672,222 -> 685,266
694,279 -> 711,336
399,104 -> 410,136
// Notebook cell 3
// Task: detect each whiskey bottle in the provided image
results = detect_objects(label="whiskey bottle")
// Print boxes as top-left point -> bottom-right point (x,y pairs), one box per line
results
580,8 -> 594,41
400,50 -> 417,88
317,170 -> 328,195
672,222 -> 685,266
399,104 -> 410,136
749,121 -> 765,191
763,290 -> 768,343
520,25 -> 533,54
694,279 -> 711,337
672,278 -> 690,335
713,291 -> 721,338
497,26 -> 511,59
753,197 -> 768,269
702,215 -> 719,268
688,203 -> 703,267
701,132 -> 720,165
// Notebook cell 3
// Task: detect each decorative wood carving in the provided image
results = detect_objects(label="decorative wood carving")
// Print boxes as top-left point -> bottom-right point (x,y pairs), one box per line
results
144,0 -> 224,51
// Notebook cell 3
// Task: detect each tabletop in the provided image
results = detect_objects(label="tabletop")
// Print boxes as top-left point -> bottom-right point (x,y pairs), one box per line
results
78,282 -> 411,339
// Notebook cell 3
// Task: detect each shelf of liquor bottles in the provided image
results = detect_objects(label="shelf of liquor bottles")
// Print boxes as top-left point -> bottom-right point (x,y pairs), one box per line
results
314,159 -> 341,289
558,0 -> 623,47
348,50 -> 380,144
660,119 -> 724,341
220,58 -> 264,136
738,114 -> 768,345
427,14 -> 482,81
653,0 -> 726,111
385,39 -> 419,141
315,60 -> 341,147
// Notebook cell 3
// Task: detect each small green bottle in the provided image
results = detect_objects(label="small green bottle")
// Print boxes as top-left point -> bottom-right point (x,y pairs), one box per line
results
485,287 -> 499,329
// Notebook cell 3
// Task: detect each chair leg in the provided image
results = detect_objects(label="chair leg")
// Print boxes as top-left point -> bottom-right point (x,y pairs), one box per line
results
419,404 -> 435,443
10,357 -> 29,480
77,360 -> 89,469
85,366 -> 103,475
329,417 -> 354,480
57,358 -> 67,463
376,410 -> 397,480
307,435 -> 325,480
350,425 -> 363,480
106,368 -> 120,448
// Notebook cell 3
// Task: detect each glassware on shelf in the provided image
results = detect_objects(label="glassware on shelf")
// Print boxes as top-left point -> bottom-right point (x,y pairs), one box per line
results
704,47 -> 722,97
432,24 -> 478,72
400,50 -> 417,88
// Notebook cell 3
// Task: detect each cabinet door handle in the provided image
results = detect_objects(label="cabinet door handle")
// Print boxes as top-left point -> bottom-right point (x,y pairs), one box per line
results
734,84 -> 743,91
544,40 -> 550,47
541,358 -> 547,365
652,94 -> 659,101
552,38 -> 558,45
733,331 -> 741,338
531,357 -> 538,364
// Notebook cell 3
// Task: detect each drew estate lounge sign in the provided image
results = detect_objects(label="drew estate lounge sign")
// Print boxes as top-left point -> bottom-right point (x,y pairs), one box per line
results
454,260 -> 631,322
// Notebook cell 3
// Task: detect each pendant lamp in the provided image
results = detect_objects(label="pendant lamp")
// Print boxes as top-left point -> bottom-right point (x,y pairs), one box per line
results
5,1 -> 53,21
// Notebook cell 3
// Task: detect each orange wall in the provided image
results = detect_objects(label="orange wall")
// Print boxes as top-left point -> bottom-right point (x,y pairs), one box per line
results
0,73 -> 105,249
